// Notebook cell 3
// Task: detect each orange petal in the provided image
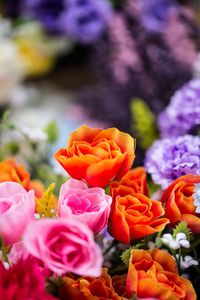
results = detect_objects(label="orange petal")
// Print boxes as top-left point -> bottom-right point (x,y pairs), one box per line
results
122,167 -> 149,196
54,148 -> 100,179
137,277 -> 174,300
94,128 -> 134,153
86,154 -> 126,188
182,277 -> 197,300
181,214 -> 200,234
162,182 -> 183,224
150,249 -> 178,274
129,218 -> 168,240
109,197 -> 130,244
67,125 -> 102,147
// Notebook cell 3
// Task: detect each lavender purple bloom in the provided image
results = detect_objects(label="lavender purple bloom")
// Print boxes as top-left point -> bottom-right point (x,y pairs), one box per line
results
23,0 -> 66,34
145,135 -> 200,189
158,79 -> 200,138
23,0 -> 112,42
140,0 -> 178,33
61,0 -> 112,43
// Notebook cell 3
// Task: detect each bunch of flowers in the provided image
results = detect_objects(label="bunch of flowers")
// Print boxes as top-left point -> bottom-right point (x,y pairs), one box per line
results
0,124 -> 199,299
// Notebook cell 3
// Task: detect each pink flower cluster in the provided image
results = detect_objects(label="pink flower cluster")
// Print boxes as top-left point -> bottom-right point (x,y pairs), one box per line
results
0,178 -> 112,282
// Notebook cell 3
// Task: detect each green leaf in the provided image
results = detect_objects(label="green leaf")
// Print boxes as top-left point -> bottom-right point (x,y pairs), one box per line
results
44,121 -> 59,144
121,243 -> 144,266
130,99 -> 158,150
121,248 -> 132,266
173,221 -> 192,240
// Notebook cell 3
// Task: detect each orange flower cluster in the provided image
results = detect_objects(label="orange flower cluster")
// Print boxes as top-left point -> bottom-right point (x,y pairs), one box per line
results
161,175 -> 200,233
54,125 -> 135,188
58,249 -> 196,300
0,159 -> 30,190
0,158 -> 44,198
58,269 -> 126,300
126,249 -> 196,300
109,168 -> 169,243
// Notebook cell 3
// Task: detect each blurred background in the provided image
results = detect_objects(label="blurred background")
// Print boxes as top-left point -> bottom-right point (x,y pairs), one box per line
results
0,0 -> 200,166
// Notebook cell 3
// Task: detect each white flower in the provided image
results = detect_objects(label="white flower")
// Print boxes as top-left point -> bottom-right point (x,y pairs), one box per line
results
193,183 -> 200,213
161,233 -> 190,250
176,255 -> 199,270
20,126 -> 48,143
0,37 -> 25,103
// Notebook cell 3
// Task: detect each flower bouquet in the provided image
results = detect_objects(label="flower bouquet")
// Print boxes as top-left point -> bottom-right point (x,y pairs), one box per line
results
0,123 -> 199,299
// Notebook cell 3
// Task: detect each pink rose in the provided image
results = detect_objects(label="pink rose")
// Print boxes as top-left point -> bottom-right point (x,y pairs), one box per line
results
0,258 -> 56,300
9,241 -> 52,277
58,178 -> 112,233
0,182 -> 35,245
9,241 -> 30,264
23,218 -> 103,277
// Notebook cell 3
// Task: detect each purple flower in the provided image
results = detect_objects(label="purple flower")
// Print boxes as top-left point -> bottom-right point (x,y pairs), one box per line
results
158,79 -> 200,138
145,135 -> 200,189
24,0 -> 66,34
23,0 -> 112,41
140,0 -> 178,33
60,0 -> 112,43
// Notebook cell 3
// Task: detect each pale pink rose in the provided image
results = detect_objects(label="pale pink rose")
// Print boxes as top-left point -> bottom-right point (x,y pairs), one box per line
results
9,241 -> 30,264
0,182 -> 35,245
58,179 -> 112,233
23,218 -> 103,277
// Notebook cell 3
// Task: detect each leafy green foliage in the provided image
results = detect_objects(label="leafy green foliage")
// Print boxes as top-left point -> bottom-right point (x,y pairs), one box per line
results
121,243 -> 144,266
173,221 -> 192,240
130,99 -> 158,150
44,120 -> 59,144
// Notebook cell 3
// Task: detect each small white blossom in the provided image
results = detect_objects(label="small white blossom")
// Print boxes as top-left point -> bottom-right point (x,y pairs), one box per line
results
176,255 -> 199,270
34,213 -> 40,220
20,126 -> 48,143
193,183 -> 200,213
161,233 -> 190,250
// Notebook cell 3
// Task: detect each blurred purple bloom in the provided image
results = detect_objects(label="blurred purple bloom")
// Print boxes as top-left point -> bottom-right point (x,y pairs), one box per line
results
61,0 -> 112,43
140,0 -> 178,33
24,0 -> 112,41
158,79 -> 200,138
145,135 -> 200,189
24,0 -> 66,34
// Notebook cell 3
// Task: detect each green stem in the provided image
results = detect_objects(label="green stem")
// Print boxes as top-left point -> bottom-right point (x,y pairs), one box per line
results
2,245 -> 9,264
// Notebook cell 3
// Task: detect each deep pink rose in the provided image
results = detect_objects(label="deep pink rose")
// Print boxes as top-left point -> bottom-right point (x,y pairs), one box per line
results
9,241 -> 52,277
23,218 -> 103,276
0,182 -> 35,245
0,258 -> 56,300
58,179 -> 112,233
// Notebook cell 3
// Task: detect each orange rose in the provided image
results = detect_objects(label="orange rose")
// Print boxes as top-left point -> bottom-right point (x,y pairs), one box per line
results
126,249 -> 196,300
54,125 -> 135,188
0,159 -> 30,189
110,167 -> 149,197
29,180 -> 46,198
112,274 -> 128,299
161,175 -> 200,233
0,158 -> 45,198
58,269 -> 125,300
109,169 -> 168,243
